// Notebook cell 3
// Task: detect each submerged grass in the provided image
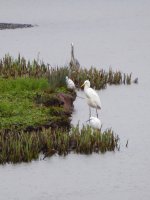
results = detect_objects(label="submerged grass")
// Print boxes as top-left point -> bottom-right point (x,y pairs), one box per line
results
0,125 -> 119,164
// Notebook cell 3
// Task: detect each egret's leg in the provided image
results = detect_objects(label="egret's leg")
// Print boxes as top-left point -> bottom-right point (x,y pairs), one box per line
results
96,108 -> 98,118
89,107 -> 91,119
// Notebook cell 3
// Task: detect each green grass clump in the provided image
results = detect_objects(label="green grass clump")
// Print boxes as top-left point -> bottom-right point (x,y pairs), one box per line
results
70,67 -> 132,89
70,125 -> 119,154
0,125 -> 119,164
0,54 -> 49,78
47,66 -> 69,92
0,77 -> 49,93
0,77 -> 70,131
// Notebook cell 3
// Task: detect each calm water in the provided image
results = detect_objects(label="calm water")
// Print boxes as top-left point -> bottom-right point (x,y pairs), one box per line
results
0,0 -> 150,199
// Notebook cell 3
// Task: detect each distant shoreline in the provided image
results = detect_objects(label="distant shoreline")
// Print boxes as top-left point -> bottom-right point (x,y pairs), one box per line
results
0,23 -> 34,30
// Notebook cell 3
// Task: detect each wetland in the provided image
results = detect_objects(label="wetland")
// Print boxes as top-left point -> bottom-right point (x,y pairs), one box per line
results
0,0 -> 150,199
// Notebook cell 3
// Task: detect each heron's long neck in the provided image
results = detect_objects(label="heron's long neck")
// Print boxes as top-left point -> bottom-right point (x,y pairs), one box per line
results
71,45 -> 75,60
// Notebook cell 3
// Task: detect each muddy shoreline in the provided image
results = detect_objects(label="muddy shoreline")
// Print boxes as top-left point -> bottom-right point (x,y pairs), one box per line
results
0,23 -> 34,30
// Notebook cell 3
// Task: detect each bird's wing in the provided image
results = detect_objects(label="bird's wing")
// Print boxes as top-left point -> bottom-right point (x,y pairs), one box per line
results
68,79 -> 75,85
85,88 -> 98,98
85,88 -> 101,107
68,79 -> 75,88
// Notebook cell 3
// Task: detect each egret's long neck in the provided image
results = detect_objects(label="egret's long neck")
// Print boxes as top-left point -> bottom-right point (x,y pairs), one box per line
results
84,85 -> 89,92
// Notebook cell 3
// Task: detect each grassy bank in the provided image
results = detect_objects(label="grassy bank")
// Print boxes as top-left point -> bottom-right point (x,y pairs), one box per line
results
0,54 -> 133,163
0,76 -> 73,132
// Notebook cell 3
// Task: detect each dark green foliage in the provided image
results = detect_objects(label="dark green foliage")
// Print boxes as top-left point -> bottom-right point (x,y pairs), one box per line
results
0,77 -> 71,131
0,125 -> 119,164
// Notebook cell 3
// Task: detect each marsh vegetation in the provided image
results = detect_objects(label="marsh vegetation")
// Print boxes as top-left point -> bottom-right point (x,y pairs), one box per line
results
0,54 -> 133,163
0,125 -> 119,164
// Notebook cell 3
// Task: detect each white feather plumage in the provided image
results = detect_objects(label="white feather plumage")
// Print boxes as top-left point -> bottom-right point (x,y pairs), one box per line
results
82,80 -> 101,117
88,116 -> 101,130
66,76 -> 75,90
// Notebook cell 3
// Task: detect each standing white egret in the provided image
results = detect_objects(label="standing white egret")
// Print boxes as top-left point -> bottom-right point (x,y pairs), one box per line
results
70,43 -> 80,69
81,80 -> 101,117
87,116 -> 102,130
65,76 -> 76,90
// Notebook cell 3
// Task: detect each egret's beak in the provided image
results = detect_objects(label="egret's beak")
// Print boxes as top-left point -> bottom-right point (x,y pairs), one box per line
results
81,83 -> 85,88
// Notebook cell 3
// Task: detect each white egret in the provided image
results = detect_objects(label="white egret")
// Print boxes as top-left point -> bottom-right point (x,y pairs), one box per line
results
70,43 -> 80,69
81,80 -> 101,117
65,76 -> 75,90
87,116 -> 102,130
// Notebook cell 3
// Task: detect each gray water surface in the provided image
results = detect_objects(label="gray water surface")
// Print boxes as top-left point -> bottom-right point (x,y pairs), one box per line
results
0,0 -> 150,199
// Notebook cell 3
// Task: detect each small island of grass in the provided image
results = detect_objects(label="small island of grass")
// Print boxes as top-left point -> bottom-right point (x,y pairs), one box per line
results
0,54 -> 133,164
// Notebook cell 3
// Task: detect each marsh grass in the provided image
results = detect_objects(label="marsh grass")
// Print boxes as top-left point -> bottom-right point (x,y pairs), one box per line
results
0,125 -> 119,164
0,55 -> 130,164
47,66 -> 69,92
70,67 -> 132,89
0,54 -> 133,90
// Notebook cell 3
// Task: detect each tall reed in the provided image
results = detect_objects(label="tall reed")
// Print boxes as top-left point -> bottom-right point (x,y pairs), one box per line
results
0,54 -> 133,90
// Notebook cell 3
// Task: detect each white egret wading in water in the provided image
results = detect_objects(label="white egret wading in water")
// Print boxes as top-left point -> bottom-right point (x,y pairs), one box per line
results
81,80 -> 101,118
87,116 -> 102,130
65,76 -> 85,99
65,76 -> 75,90
70,43 -> 80,69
